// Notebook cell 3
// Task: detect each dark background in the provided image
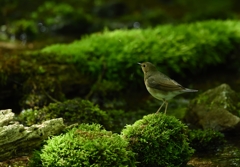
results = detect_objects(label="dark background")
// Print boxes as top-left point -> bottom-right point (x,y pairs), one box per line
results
1,0 -> 240,43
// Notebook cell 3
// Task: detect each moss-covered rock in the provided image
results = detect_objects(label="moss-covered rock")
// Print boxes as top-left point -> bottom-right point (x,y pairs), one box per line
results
29,124 -> 136,167
188,129 -> 225,153
18,98 -> 113,130
121,113 -> 194,167
185,84 -> 240,132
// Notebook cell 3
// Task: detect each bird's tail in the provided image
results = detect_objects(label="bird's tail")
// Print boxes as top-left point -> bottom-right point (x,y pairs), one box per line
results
183,88 -> 198,92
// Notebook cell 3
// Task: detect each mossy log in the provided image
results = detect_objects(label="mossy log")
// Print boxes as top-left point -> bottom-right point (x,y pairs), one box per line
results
0,109 -> 65,161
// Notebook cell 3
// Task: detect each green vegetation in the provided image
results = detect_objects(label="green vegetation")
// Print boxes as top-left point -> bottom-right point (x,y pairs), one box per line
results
42,20 -> 240,73
2,1 -> 240,166
1,20 -> 240,112
121,113 -> 194,167
41,20 -> 240,96
45,20 -> 240,72
1,0 -> 239,41
18,99 -> 113,130
29,124 -> 136,167
188,129 -> 225,152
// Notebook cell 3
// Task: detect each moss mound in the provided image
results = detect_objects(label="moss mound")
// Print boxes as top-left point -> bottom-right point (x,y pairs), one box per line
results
121,113 -> 194,167
188,129 -> 225,152
29,124 -> 136,167
18,99 -> 112,130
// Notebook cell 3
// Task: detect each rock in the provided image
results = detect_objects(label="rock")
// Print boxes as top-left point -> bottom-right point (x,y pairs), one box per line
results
0,109 -> 65,161
185,84 -> 240,132
0,109 -> 14,127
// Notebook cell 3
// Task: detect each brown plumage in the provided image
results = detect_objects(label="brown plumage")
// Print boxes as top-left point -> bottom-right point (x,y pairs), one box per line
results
138,62 -> 198,114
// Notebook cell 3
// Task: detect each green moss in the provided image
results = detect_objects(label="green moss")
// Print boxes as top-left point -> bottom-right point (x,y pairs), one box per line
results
40,20 -> 240,96
18,99 -> 113,130
188,129 -> 225,152
2,20 -> 240,111
29,124 -> 136,167
121,113 -> 194,167
42,20 -> 240,70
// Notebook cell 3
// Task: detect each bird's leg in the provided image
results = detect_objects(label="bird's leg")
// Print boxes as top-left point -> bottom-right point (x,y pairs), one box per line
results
164,101 -> 168,114
156,100 -> 165,114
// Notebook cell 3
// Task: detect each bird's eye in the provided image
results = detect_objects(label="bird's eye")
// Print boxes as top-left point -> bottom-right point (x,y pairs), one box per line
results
143,65 -> 145,67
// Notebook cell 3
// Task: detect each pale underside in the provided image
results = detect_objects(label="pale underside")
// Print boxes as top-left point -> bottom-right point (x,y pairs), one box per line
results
146,86 -> 184,101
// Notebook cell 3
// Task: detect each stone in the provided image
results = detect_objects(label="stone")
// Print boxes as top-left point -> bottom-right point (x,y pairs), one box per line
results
0,109 -> 65,161
185,84 -> 240,132
0,109 -> 14,127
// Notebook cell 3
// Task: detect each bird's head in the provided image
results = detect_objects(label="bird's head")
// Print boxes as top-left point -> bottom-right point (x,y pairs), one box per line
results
138,62 -> 158,74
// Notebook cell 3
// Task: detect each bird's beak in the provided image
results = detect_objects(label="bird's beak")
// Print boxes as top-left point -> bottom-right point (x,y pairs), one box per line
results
138,62 -> 142,66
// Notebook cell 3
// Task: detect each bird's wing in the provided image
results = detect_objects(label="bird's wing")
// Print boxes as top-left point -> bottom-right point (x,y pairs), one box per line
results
146,73 -> 184,91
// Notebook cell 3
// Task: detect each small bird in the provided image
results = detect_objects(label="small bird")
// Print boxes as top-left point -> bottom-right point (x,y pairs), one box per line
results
138,62 -> 198,114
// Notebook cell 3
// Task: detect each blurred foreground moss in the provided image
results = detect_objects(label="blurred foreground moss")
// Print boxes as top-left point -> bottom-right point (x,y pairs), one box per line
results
29,124 -> 136,167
